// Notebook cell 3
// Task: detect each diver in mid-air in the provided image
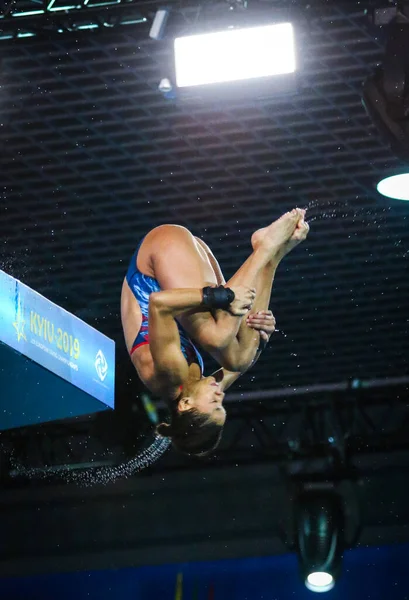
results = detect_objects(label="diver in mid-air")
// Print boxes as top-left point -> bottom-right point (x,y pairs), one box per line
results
121,208 -> 309,456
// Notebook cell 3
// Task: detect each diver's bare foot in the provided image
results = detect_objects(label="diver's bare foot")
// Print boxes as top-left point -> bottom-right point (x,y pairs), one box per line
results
251,209 -> 308,260
284,213 -> 310,255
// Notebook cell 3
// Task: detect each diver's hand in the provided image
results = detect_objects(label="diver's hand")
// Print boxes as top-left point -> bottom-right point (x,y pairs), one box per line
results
246,310 -> 276,343
228,285 -> 256,316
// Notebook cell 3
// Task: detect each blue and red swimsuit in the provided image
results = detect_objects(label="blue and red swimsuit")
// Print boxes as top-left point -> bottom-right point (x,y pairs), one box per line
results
126,238 -> 204,375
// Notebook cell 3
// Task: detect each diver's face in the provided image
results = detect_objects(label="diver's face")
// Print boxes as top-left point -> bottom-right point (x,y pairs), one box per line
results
188,376 -> 226,425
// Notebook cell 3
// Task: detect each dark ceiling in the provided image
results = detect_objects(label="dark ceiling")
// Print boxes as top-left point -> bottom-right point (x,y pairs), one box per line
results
1,1 -> 408,398
1,0 -> 409,582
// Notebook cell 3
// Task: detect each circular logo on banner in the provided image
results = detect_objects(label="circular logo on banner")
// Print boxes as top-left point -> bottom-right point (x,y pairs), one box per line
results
95,349 -> 108,382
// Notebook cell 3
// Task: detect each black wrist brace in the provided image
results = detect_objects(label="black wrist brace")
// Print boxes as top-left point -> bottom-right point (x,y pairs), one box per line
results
202,286 -> 235,310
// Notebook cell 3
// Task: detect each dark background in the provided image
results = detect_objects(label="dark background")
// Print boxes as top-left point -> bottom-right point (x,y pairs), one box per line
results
0,0 -> 409,595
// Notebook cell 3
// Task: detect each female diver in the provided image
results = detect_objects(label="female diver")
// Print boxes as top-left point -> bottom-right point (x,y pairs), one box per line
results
121,208 -> 309,456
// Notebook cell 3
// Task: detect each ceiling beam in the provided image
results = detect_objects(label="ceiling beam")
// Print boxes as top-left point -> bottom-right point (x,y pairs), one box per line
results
0,0 -> 392,42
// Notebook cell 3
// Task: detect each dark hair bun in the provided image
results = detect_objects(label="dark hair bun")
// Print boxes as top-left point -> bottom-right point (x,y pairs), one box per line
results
155,422 -> 172,438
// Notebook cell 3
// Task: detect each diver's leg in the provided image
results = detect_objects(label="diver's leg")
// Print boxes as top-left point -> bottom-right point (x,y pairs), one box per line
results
143,213 -> 296,355
144,212 -> 304,370
193,236 -> 277,370
212,261 -> 278,371
139,224 -> 239,355
142,222 -> 285,360
190,211 -> 309,371
142,212 -> 304,370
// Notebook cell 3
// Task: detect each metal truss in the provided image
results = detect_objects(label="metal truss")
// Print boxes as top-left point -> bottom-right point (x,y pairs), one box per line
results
0,0 -> 151,41
1,377 -> 408,486
158,377 -> 409,474
0,0 -> 393,42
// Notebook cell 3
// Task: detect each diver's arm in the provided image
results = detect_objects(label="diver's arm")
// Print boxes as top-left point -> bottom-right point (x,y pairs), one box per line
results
150,286 -> 253,319
148,293 -> 190,389
149,289 -> 204,319
150,288 -> 241,357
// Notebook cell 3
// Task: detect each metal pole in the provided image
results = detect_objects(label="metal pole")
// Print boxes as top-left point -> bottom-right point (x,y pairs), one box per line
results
153,375 -> 409,409
224,375 -> 409,403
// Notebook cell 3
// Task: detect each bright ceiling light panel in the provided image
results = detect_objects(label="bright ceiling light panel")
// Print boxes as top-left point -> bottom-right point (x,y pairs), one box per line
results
174,22 -> 296,88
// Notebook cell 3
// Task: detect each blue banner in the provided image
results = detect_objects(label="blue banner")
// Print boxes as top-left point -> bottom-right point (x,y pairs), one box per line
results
0,269 -> 115,409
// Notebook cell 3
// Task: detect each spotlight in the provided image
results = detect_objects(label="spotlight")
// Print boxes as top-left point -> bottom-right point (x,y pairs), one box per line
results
377,172 -> 409,201
295,490 -> 344,593
305,572 -> 334,594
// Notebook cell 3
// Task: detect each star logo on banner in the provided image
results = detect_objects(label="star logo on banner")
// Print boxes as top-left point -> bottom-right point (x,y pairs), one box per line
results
13,316 -> 27,342
13,307 -> 27,343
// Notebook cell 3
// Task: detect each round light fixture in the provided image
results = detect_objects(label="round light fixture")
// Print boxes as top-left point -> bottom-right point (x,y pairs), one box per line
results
377,173 -> 409,201
296,490 -> 344,594
305,571 -> 335,593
